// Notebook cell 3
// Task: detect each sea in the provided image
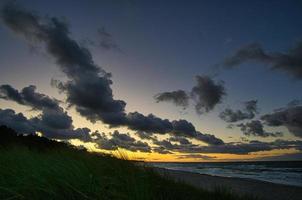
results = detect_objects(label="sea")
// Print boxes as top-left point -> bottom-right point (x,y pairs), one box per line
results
150,161 -> 302,187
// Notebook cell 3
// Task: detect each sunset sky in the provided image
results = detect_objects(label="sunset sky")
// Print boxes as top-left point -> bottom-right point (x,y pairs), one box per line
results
0,0 -> 301,162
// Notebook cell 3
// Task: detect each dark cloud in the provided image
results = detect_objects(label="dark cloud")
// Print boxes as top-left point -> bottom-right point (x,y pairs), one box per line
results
153,136 -> 302,154
154,90 -> 189,109
171,119 -> 196,136
81,27 -> 121,52
257,152 -> 302,161
261,105 -> 302,138
152,146 -> 172,154
191,75 -> 226,114
0,85 -> 60,110
38,109 -> 72,130
237,120 -> 283,137
195,132 -> 225,145
0,84 -> 91,141
194,140 -> 302,154
223,42 -> 302,79
92,130 -> 151,153
97,27 -> 121,51
0,108 -> 91,141
1,2 -> 126,124
0,84 -> 23,104
169,136 -> 191,145
135,131 -> 158,141
220,109 -> 252,123
153,139 -> 177,151
154,76 -> 226,114
0,108 -> 36,134
0,3 -> 225,145
219,100 -> 258,123
125,112 -> 172,133
245,100 -> 258,113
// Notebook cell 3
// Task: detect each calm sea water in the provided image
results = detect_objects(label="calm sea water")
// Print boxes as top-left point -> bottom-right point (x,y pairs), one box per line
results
150,161 -> 302,187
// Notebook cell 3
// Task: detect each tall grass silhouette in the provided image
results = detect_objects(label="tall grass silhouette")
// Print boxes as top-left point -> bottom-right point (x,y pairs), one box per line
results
0,126 -> 257,200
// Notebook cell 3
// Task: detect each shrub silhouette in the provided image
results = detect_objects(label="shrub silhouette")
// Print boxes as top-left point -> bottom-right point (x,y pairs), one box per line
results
0,125 -> 77,151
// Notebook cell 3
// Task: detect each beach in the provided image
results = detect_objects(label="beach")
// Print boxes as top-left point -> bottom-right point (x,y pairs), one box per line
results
155,167 -> 302,200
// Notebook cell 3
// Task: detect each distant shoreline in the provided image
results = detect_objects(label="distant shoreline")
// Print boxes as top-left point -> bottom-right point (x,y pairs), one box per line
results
148,160 -> 302,164
154,167 -> 302,200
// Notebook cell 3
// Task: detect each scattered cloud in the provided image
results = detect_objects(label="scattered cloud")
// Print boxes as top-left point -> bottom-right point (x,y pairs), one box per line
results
135,131 -> 158,142
261,104 -> 302,138
0,84 -> 91,141
97,27 -> 121,51
153,136 -> 302,154
195,131 -> 225,145
237,120 -> 283,137
92,130 -> 151,153
0,108 -> 91,141
222,42 -> 302,80
155,75 -> 226,114
1,3 -> 301,158
0,3 -> 224,145
154,90 -> 189,109
219,100 -> 258,123
169,136 -> 191,145
152,146 -> 172,154
0,108 -> 36,134
191,75 -> 226,114
0,85 -> 60,110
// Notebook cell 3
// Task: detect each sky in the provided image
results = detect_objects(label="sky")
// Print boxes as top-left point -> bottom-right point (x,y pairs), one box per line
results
0,0 -> 302,162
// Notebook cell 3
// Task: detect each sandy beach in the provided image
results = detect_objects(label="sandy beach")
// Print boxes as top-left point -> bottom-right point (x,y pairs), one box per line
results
155,168 -> 302,200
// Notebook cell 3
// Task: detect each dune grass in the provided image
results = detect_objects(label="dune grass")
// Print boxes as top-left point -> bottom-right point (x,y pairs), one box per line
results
0,127 -> 257,200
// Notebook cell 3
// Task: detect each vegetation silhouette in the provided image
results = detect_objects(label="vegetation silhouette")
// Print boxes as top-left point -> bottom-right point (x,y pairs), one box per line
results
0,125 -> 257,200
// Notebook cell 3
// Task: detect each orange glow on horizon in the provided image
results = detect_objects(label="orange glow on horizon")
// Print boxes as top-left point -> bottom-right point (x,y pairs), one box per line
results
69,140 -> 300,162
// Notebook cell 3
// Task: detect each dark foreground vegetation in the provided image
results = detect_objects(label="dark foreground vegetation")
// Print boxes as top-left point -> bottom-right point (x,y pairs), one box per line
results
0,125 -> 256,200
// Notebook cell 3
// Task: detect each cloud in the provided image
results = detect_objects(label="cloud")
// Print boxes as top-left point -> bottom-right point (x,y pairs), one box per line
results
152,146 -> 172,154
191,75 -> 226,114
97,27 -> 121,51
125,112 -> 172,133
0,85 -> 79,139
220,101 -> 285,138
129,117 -> 224,145
171,119 -> 196,136
195,132 -> 225,145
261,104 -> 302,138
0,108 -> 36,134
256,152 -> 302,161
223,42 -> 302,79
1,2 -> 126,125
219,100 -> 258,123
0,108 -> 91,141
0,3 -> 225,145
0,84 -> 91,141
92,130 -> 151,153
169,136 -> 191,145
153,136 -> 302,154
0,85 -> 60,110
195,140 -> 302,154
135,131 -> 158,141
154,90 -> 189,109
237,120 -> 283,137
154,76 -> 226,114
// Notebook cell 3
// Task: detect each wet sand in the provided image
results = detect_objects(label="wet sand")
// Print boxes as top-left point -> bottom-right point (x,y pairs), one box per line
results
155,168 -> 302,200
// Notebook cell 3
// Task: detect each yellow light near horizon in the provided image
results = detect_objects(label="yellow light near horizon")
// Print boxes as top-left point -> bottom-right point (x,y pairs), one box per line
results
69,139 -> 300,162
